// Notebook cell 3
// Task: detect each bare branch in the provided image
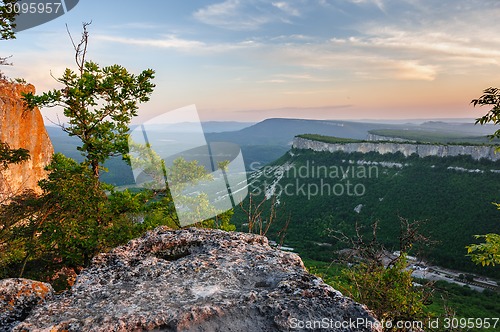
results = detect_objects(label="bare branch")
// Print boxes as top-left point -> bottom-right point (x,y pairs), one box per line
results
66,22 -> 92,73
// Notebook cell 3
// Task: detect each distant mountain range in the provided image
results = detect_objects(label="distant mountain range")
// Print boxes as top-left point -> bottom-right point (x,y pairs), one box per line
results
45,118 -> 495,183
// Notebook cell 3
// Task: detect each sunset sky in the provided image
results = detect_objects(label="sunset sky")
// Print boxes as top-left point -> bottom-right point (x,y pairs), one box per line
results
3,0 -> 500,123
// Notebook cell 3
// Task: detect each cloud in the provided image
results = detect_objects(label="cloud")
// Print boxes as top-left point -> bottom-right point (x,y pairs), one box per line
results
392,61 -> 437,81
348,0 -> 386,11
107,23 -> 167,30
94,34 -> 262,54
272,2 -> 300,16
265,73 -> 335,83
193,0 -> 303,30
253,1 -> 500,82
354,59 -> 438,81
194,0 -> 269,30
237,104 -> 353,113
95,35 -> 206,51
344,28 -> 500,63
189,0 -> 500,80
96,1 -> 500,83
259,79 -> 287,83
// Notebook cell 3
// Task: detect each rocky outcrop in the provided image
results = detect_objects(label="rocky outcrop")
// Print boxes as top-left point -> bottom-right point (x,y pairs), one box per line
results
366,134 -> 416,143
0,278 -> 53,332
293,137 -> 500,161
0,80 -> 54,201
14,227 -> 381,331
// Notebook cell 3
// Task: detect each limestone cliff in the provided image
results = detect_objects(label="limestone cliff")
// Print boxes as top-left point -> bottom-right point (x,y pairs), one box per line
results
293,137 -> 500,161
12,227 -> 381,331
366,133 -> 416,143
0,80 -> 53,200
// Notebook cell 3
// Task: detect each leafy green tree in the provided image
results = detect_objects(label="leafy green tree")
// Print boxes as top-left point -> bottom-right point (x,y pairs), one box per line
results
471,87 -> 500,145
330,219 -> 433,330
0,142 -> 30,204
338,255 -> 429,328
467,230 -> 500,266
23,23 -> 155,179
0,141 -> 29,170
1,24 -> 155,281
1,153 -> 152,277
214,209 -> 236,231
1,0 -> 18,69
36,154 -> 152,266
0,191 -> 33,275
0,0 -> 17,40
467,88 -> 500,266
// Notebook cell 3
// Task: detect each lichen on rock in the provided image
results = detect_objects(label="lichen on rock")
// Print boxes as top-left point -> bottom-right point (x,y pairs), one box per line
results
0,278 -> 53,332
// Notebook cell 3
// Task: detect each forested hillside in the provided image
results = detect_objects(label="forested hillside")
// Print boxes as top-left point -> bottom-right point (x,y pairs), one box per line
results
233,148 -> 500,278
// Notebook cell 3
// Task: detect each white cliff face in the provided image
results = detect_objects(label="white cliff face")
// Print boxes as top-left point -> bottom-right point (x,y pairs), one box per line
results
293,137 -> 500,161
366,134 -> 416,143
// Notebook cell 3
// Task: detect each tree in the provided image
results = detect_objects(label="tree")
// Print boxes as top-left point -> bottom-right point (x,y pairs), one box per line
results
0,0 -> 17,40
471,87 -> 500,146
467,88 -> 500,266
329,218 -> 433,330
0,142 -> 30,203
467,227 -> 500,266
0,141 -> 29,170
23,23 -> 155,179
466,203 -> 500,266
0,153 -> 151,278
0,23 -> 155,283
1,0 -> 18,69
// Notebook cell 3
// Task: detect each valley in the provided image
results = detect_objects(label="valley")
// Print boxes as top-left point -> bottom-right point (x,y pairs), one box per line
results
232,133 -> 500,280
46,118 -> 500,325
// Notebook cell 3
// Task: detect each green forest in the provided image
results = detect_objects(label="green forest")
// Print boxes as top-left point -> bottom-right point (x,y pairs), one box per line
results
233,148 -> 500,277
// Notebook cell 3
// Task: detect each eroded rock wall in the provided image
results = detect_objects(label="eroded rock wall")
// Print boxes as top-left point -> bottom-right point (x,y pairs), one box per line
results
293,137 -> 500,161
0,80 -> 53,200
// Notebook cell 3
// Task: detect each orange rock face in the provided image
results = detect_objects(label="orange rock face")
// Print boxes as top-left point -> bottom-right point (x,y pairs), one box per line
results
0,80 -> 54,201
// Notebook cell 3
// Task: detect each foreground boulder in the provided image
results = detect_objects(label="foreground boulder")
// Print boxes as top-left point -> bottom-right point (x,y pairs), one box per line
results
0,278 -> 53,332
15,227 -> 381,331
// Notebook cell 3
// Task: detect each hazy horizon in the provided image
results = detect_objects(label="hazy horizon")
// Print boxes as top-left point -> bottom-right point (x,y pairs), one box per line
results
44,116 -> 482,127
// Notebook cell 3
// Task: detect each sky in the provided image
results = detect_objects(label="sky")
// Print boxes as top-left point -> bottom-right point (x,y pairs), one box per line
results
2,0 -> 500,123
